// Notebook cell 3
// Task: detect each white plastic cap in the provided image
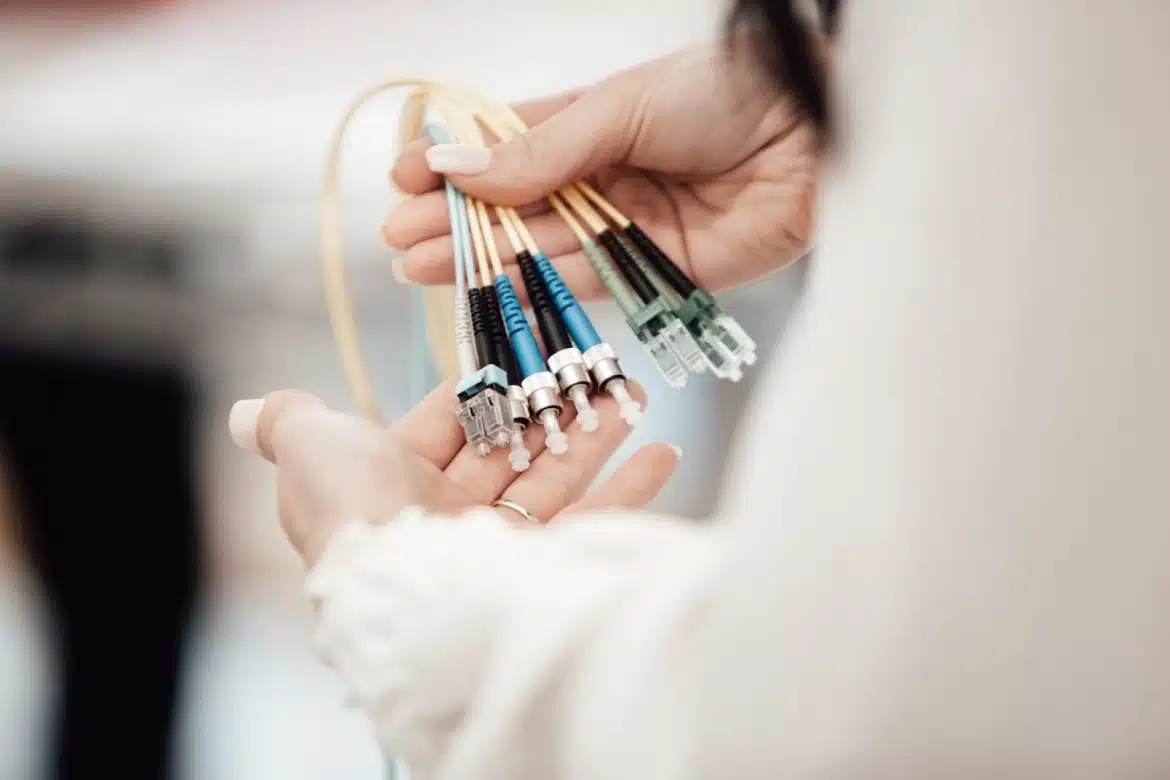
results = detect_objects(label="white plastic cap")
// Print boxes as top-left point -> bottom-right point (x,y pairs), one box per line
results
569,386 -> 598,432
509,449 -> 531,472
607,381 -> 643,428
546,431 -> 569,455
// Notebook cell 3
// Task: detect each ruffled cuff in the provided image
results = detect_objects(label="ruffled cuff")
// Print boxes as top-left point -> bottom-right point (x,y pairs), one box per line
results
305,505 -> 526,772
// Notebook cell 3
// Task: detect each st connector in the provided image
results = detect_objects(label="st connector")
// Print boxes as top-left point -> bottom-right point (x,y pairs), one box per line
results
625,298 -> 692,389
546,347 -> 598,432
581,342 -> 643,426
506,384 -> 532,472
520,371 -> 568,455
455,365 -> 512,456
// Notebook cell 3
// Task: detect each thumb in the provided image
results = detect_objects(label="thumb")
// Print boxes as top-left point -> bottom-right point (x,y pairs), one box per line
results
229,390 -> 332,463
427,89 -> 637,206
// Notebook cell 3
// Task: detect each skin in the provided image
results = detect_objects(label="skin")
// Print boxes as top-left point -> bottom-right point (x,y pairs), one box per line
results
239,43 -> 819,562
247,379 -> 677,566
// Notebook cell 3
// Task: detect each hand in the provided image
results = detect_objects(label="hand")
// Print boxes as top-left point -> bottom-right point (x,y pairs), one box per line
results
381,43 -> 819,301
228,381 -> 678,565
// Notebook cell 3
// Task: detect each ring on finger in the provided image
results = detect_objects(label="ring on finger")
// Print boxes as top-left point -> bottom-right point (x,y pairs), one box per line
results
491,498 -> 541,527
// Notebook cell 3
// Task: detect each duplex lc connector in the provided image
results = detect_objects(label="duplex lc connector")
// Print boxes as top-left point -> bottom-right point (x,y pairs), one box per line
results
619,228 -> 757,381
622,222 -> 758,378
579,238 -> 688,389
594,229 -> 706,382
455,365 -> 512,456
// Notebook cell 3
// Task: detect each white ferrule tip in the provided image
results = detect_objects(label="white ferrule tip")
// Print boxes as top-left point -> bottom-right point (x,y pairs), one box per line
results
568,385 -> 599,432
508,427 -> 531,472
540,409 -> 569,455
607,381 -> 643,427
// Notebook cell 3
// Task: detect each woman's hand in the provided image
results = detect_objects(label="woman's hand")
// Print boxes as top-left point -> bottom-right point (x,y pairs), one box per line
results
229,381 -> 677,565
381,43 -> 819,300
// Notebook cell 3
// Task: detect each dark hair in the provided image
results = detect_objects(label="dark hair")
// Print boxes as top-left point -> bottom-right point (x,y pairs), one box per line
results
728,0 -> 841,139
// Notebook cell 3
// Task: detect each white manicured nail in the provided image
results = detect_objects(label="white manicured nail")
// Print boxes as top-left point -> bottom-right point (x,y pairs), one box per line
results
391,255 -> 409,284
670,445 -> 683,460
229,398 -> 264,454
425,144 -> 491,175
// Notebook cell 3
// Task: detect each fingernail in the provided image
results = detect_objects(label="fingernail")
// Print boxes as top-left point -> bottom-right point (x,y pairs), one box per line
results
670,445 -> 683,460
376,221 -> 393,250
425,144 -> 491,175
391,255 -> 410,284
229,398 -> 264,454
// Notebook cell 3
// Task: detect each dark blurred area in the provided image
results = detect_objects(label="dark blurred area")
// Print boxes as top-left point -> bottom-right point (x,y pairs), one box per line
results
0,1 -> 801,778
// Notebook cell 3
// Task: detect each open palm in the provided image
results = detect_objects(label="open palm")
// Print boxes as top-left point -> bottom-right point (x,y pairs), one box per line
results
236,380 -> 677,565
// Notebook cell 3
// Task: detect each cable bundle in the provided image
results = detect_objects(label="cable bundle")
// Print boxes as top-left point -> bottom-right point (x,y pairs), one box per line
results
321,78 -> 758,470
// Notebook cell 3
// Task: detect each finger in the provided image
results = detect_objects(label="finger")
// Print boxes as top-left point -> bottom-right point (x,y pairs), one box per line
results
390,137 -> 440,196
388,377 -> 466,469
509,90 -> 586,128
501,381 -> 648,521
402,248 -> 609,303
381,191 -> 549,252
230,389 -> 328,463
565,443 -> 680,514
388,91 -> 583,198
426,87 -> 637,206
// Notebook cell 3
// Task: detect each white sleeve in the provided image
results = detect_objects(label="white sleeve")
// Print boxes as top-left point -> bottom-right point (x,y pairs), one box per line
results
305,506 -> 717,780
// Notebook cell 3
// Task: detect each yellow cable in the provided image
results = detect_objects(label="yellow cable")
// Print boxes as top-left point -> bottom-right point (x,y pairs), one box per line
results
575,180 -> 631,227
548,193 -> 591,243
476,200 -> 506,278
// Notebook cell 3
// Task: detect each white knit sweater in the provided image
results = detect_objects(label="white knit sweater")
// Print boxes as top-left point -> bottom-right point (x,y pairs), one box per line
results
305,2 -> 1170,778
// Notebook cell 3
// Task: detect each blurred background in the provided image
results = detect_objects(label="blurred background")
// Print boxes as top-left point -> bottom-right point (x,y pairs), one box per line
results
0,1 -> 805,778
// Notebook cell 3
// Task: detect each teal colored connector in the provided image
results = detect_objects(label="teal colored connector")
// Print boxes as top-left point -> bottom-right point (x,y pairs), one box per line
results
615,232 -> 752,382
455,365 -> 511,454
580,239 -> 689,390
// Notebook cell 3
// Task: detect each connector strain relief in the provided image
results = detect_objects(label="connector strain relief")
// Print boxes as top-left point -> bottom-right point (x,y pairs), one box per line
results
624,222 -> 697,298
468,287 -> 496,368
534,253 -> 602,350
597,229 -> 658,303
494,275 -> 546,378
483,286 -> 520,385
518,251 -> 572,354
454,294 -> 474,348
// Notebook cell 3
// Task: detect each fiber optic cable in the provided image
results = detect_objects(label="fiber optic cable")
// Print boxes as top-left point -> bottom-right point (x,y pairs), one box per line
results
450,93 -> 705,388
321,76 -> 760,460
451,86 -> 755,383
426,121 -> 511,454
443,107 -> 603,433
439,98 -> 640,423
465,184 -> 533,468
433,101 -> 569,454
469,199 -> 532,470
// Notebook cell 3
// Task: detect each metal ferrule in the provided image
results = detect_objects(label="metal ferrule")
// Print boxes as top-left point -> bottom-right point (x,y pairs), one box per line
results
582,343 -> 624,390
508,384 -> 531,425
547,347 -> 591,393
521,371 -> 562,417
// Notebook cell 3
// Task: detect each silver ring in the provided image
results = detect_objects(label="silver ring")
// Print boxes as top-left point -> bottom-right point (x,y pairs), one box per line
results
492,498 -> 541,527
